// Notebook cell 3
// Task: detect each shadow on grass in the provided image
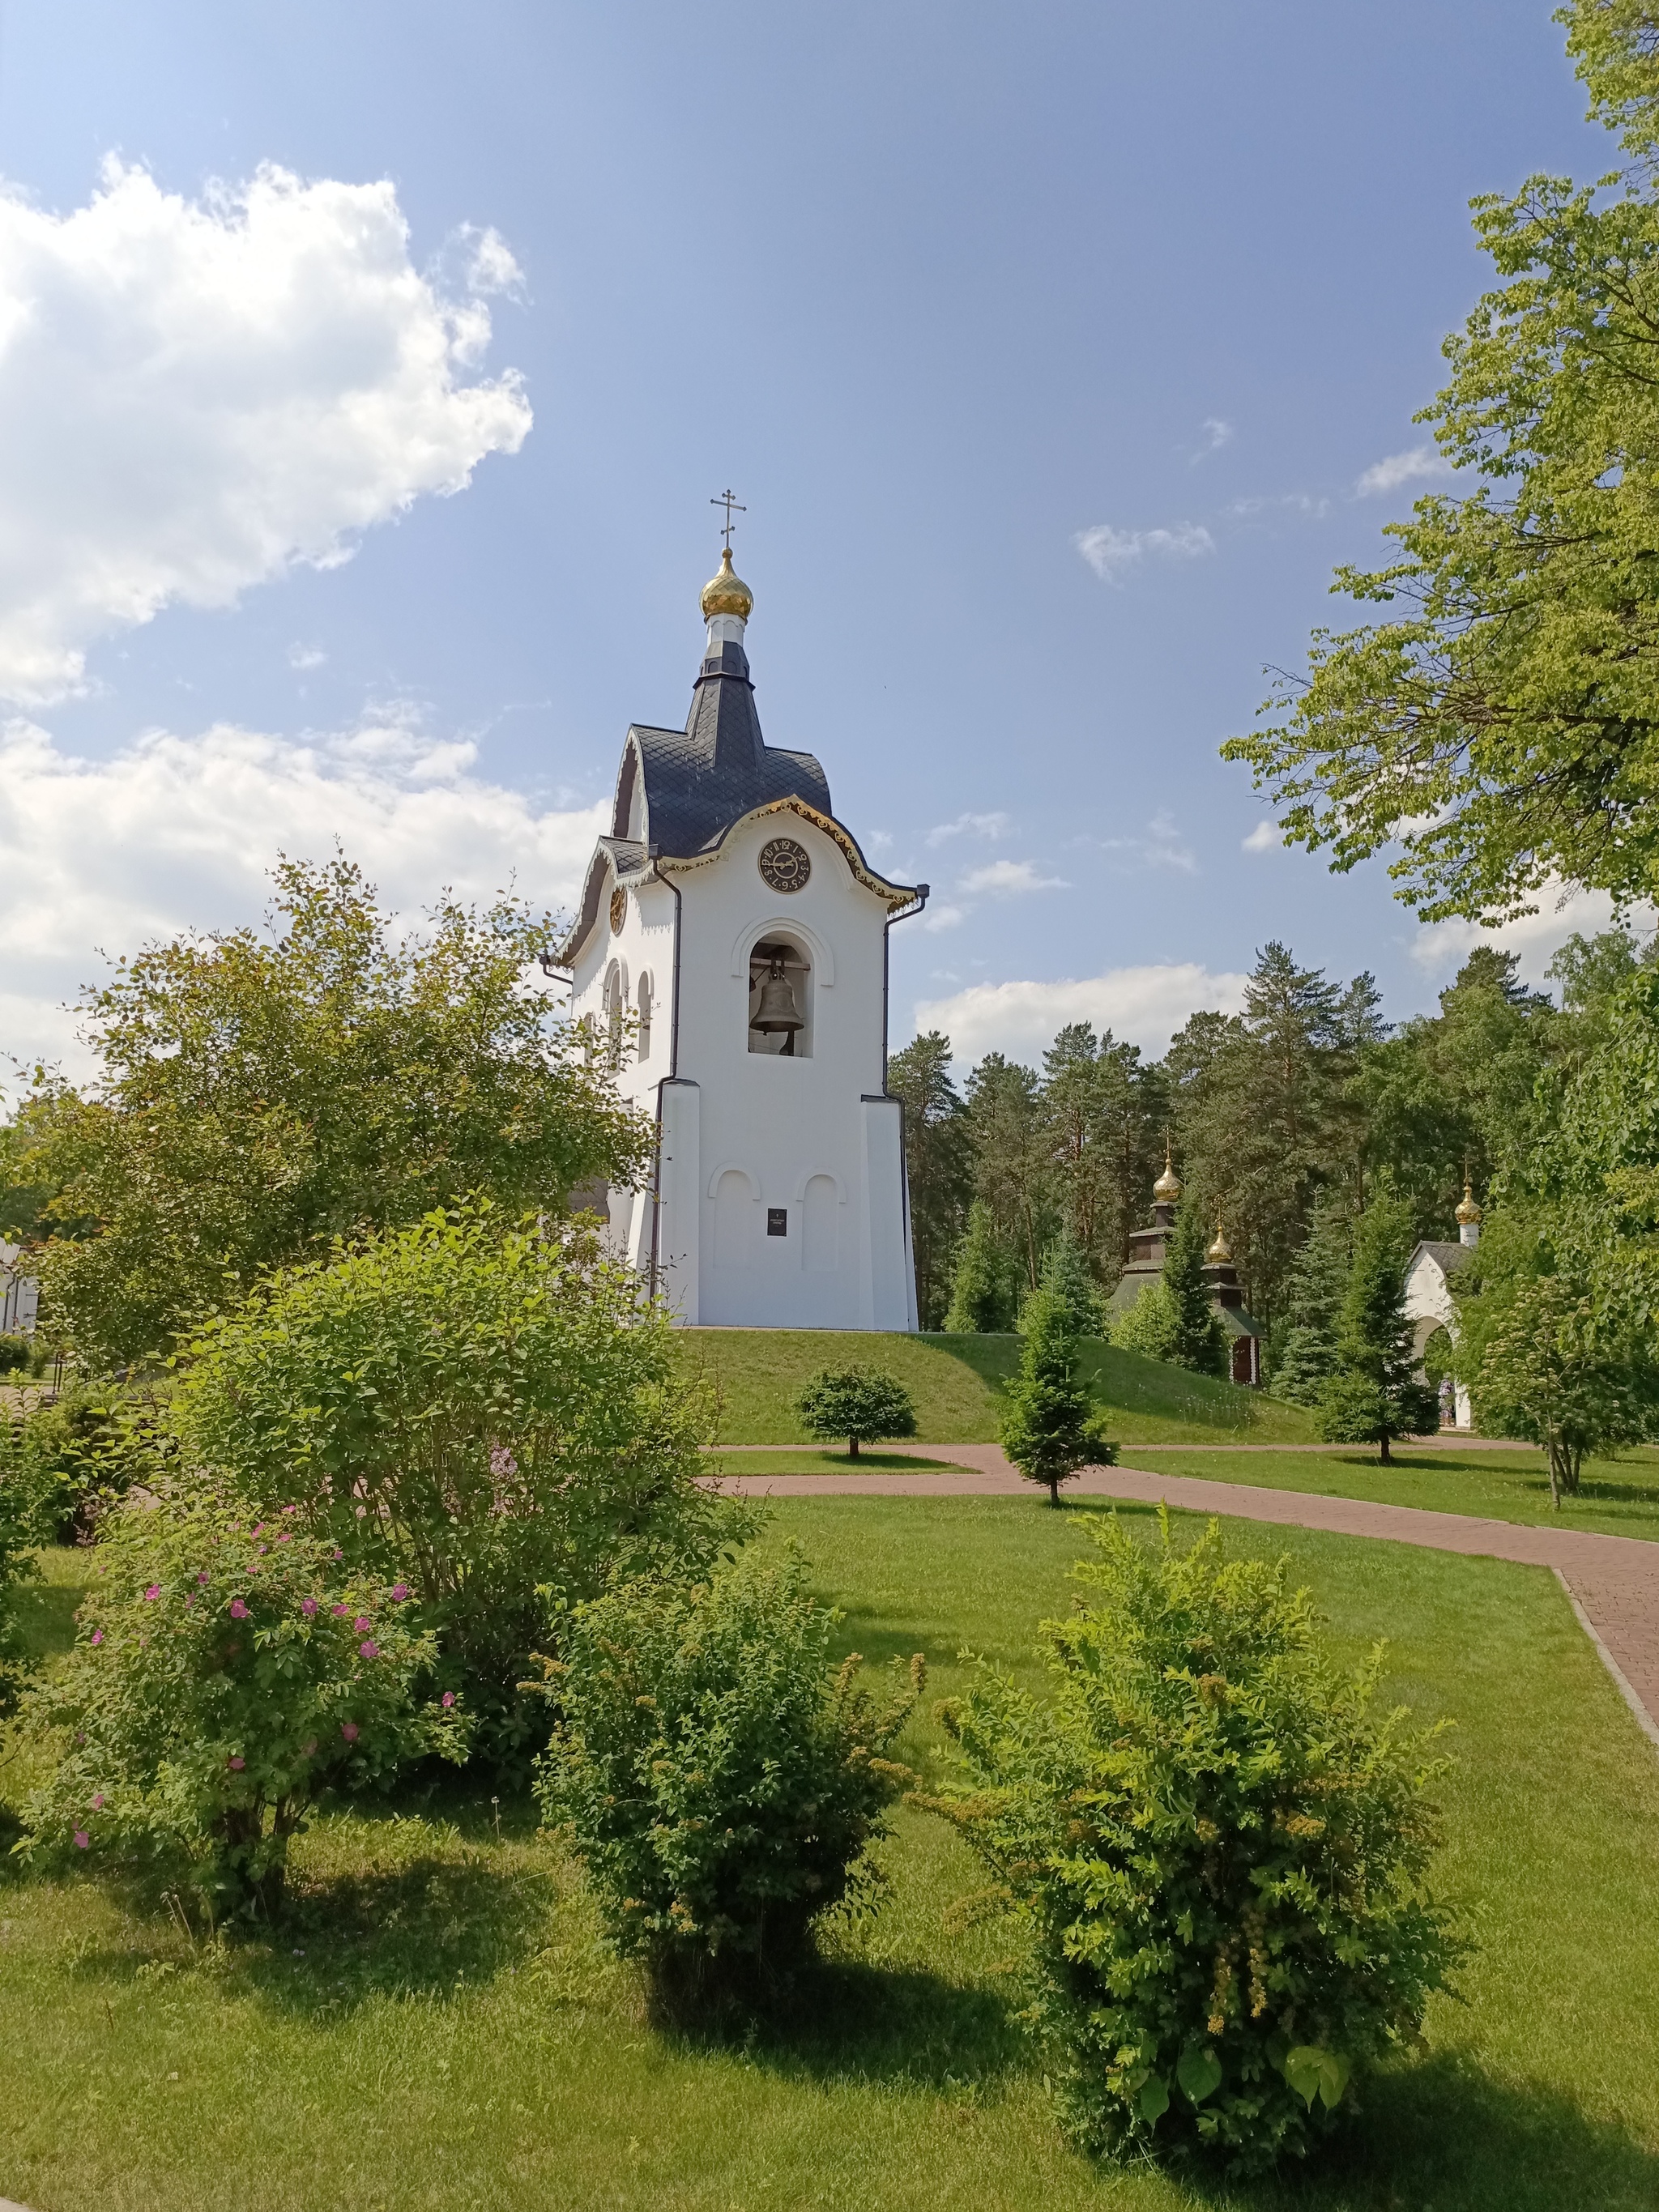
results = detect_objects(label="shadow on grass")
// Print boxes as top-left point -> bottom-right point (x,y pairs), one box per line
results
11,1574 -> 85,1668
655,1950 -> 1026,2094
1170,2048 -> 1659,2212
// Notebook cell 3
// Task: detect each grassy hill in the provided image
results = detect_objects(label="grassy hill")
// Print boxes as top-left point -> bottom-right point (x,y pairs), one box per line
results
680,1328 -> 1316,1445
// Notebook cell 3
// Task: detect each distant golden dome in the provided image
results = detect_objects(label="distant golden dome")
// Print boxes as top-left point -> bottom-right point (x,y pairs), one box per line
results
1455,1181 -> 1482,1225
1206,1224 -> 1232,1264
1153,1143 -> 1182,1202
700,545 -> 753,621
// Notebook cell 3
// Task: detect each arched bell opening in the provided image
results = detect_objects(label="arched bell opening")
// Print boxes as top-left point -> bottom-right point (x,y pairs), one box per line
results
748,936 -> 812,1057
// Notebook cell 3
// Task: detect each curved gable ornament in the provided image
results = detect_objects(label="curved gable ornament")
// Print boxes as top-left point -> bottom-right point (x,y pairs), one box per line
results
661,794 -> 919,910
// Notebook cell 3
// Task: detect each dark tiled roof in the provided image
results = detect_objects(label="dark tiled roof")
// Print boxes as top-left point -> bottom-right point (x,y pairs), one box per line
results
627,641 -> 831,860
1412,1240 -> 1471,1276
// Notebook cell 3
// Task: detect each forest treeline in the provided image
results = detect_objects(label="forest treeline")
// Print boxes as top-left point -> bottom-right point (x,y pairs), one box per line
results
889,928 -> 1653,1353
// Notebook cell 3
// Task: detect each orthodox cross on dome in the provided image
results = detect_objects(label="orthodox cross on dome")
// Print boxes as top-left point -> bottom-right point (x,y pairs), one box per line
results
710,488 -> 747,549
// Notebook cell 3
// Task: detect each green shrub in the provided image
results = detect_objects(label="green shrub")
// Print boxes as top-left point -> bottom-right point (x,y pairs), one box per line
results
20,1490 -> 467,1920
1108,1280 -> 1181,1362
534,1549 -> 922,2004
0,1334 -> 30,1374
1000,1290 -> 1115,1505
928,1513 -> 1462,2174
793,1366 -> 918,1458
169,1206 -> 727,1768
0,1409 -> 50,1714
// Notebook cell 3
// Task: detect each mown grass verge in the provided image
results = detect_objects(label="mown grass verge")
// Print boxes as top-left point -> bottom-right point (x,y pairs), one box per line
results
2,1502 -> 1655,2212
683,1328 -> 1315,1445
1124,1444 -> 1659,1542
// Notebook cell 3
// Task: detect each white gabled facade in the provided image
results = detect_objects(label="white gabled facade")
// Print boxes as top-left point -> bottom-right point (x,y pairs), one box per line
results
559,548 -> 926,1331
1401,1185 -> 1483,1430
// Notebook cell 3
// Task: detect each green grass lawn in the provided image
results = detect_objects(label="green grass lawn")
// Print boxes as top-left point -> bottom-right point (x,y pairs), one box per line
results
1124,1443 -> 1659,1541
704,1449 -> 975,1477
2,1505 -> 1657,2212
684,1328 -> 1315,1446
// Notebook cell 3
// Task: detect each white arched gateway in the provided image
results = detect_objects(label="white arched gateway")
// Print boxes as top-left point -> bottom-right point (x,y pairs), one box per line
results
557,542 -> 927,1331
1401,1184 -> 1483,1430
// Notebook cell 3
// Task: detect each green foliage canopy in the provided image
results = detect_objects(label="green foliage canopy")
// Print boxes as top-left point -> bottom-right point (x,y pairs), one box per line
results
1315,1199 -> 1441,1460
999,1290 -> 1114,1504
928,1515 -> 1461,2174
8,856 -> 650,1368
21,1490 -> 468,1918
170,1207 -> 721,1764
792,1366 -> 918,1459
533,1549 -> 921,2002
1224,3 -> 1659,926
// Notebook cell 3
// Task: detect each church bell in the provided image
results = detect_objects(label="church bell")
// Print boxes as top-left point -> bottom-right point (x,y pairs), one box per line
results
752,953 -> 804,1053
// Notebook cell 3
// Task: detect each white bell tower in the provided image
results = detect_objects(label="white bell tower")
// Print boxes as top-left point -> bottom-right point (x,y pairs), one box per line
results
559,531 -> 928,1330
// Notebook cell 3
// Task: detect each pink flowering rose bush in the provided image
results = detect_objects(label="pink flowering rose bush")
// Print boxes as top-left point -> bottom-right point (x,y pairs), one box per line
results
168,1207 -> 727,1773
19,1490 -> 469,1919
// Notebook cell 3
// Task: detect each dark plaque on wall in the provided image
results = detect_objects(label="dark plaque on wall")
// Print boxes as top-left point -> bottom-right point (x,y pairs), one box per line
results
766,1208 -> 789,1236
757,837 -> 810,893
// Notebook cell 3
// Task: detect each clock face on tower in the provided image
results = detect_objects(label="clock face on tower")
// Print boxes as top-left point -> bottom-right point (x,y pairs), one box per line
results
757,837 -> 811,893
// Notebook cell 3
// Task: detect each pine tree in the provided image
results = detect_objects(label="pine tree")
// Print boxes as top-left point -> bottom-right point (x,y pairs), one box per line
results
1316,1198 -> 1440,1461
999,1289 -> 1113,1506
943,1201 -> 1017,1333
1034,1227 -> 1105,1337
1273,1201 -> 1352,1406
1161,1201 -> 1227,1376
889,1029 -> 970,1329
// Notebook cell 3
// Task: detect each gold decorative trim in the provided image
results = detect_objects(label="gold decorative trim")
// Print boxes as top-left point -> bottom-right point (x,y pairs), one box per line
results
657,795 -> 918,908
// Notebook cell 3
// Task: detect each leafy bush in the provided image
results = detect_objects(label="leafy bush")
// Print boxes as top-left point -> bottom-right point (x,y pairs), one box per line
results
0,1334 -> 30,1374
1108,1279 -> 1182,1362
11,855 -> 652,1369
2,1379 -> 157,1543
1000,1289 -> 1115,1505
0,1409 -> 52,1713
169,1206 -> 727,1768
927,1513 -> 1461,2174
793,1366 -> 918,1458
534,1549 -> 922,2004
20,1490 -> 467,1920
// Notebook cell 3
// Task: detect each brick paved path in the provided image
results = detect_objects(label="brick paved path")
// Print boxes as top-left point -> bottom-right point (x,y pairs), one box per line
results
702,1443 -> 1659,1750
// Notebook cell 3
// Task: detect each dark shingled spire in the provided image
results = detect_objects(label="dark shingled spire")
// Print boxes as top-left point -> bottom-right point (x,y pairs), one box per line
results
617,631 -> 831,861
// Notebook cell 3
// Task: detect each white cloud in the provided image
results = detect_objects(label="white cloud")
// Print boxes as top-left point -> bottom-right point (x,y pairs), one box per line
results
1201,416 -> 1233,450
919,901 -> 967,934
925,809 -> 1009,848
288,643 -> 326,671
1223,492 -> 1331,522
913,964 -> 1249,1066
1407,884 -> 1658,991
959,858 -> 1068,896
0,159 -> 531,703
1242,819 -> 1281,853
1098,809 -> 1196,875
0,714 -> 603,1080
1356,444 -> 1452,497
1074,521 -> 1214,584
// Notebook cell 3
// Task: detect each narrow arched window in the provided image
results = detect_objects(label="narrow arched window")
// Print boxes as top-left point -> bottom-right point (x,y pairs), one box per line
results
603,963 -> 624,1069
637,973 -> 653,1062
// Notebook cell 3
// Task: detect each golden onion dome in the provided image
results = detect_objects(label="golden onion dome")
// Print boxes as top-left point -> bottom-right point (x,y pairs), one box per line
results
1206,1224 -> 1233,1264
1153,1150 -> 1183,1202
700,545 -> 753,621
1455,1181 -> 1483,1225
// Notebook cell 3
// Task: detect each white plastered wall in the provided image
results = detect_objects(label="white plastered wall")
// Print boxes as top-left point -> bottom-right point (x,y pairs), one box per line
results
1403,1251 -> 1470,1429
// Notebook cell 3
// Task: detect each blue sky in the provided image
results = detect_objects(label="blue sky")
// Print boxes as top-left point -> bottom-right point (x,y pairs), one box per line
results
0,1 -> 1618,1078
